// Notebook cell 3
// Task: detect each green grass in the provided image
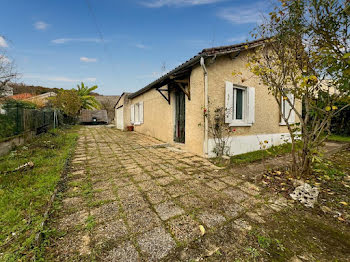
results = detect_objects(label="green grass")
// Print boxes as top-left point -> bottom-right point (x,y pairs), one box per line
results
230,143 -> 293,165
327,135 -> 350,143
0,127 -> 79,261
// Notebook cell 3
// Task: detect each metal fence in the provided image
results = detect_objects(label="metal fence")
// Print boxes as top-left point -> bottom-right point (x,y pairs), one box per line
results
0,105 -> 60,139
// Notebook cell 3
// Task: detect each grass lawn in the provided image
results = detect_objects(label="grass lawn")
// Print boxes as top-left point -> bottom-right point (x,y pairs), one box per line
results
230,142 -> 293,165
327,135 -> 350,143
0,127 -> 78,261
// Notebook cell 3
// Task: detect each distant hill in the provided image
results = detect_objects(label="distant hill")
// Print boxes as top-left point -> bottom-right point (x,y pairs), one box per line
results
8,83 -> 100,96
9,83 -> 61,95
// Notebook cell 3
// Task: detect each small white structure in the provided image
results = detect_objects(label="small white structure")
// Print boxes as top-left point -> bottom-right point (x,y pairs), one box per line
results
0,84 -> 13,97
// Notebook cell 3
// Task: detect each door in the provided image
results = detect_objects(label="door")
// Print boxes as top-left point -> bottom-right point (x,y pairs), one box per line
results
116,107 -> 124,130
174,90 -> 185,143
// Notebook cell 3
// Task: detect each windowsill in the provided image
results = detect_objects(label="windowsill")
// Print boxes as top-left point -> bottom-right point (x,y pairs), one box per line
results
134,122 -> 141,126
229,122 -> 252,127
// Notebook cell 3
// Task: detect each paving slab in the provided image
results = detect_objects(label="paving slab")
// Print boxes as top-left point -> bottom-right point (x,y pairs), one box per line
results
49,126 -> 275,261
137,226 -> 176,261
154,200 -> 185,221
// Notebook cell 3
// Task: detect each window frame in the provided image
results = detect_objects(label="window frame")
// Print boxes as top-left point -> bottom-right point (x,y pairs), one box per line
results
134,103 -> 140,125
279,92 -> 295,126
132,102 -> 144,126
230,86 -> 250,127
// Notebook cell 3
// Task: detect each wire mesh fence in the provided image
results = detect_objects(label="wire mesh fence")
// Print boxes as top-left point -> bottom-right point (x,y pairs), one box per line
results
0,104 -> 61,139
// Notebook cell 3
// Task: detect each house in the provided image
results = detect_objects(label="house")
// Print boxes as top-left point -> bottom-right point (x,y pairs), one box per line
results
114,93 -> 132,130
80,109 -> 108,124
95,95 -> 120,123
0,84 -> 13,97
24,92 -> 56,107
114,39 -> 301,157
9,93 -> 33,100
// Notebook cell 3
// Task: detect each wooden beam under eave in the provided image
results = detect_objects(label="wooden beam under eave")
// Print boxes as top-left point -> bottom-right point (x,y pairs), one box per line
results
174,79 -> 189,84
176,82 -> 191,101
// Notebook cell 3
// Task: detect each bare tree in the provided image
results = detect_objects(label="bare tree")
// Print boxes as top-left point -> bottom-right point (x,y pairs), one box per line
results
0,36 -> 17,97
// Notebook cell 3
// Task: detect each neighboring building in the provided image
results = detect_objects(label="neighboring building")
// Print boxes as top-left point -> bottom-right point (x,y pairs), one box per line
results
0,84 -> 13,97
9,93 -> 33,100
80,109 -> 108,124
114,93 -> 131,130
115,39 -> 302,157
95,95 -> 120,123
24,92 -> 56,107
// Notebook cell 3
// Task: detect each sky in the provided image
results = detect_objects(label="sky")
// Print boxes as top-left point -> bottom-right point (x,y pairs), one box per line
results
0,0 -> 273,95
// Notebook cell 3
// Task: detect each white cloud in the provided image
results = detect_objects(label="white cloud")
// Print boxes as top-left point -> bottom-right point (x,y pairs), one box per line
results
135,43 -> 148,49
0,36 -> 8,48
51,38 -> 102,44
80,57 -> 97,63
23,74 -> 97,83
34,21 -> 49,30
218,4 -> 266,24
142,0 -> 224,8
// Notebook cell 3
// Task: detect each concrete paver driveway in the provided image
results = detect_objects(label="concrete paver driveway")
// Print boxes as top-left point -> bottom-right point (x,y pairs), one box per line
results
49,126 -> 282,261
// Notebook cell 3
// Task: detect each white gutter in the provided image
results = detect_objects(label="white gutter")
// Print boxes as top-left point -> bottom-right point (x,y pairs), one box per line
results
200,57 -> 209,157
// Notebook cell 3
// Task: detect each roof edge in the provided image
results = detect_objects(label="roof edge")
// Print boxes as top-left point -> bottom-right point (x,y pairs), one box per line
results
128,38 -> 268,100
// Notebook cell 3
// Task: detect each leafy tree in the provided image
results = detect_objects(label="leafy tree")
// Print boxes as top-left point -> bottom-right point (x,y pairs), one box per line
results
76,82 -> 100,110
50,89 -> 82,118
247,0 -> 350,175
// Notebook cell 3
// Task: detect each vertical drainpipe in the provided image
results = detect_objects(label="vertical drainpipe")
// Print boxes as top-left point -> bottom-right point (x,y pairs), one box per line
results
200,57 -> 209,157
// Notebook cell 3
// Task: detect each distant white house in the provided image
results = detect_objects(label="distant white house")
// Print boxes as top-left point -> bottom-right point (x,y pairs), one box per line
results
0,84 -> 13,97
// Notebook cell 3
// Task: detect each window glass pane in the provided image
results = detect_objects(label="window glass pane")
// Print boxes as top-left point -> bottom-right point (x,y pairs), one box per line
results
232,89 -> 235,119
135,104 -> 139,122
236,89 -> 243,120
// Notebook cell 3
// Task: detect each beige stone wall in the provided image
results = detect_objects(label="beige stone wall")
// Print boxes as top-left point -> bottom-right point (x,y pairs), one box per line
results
125,49 -> 302,157
183,66 -> 205,156
128,66 -> 206,156
206,51 -> 302,138
130,88 -> 173,143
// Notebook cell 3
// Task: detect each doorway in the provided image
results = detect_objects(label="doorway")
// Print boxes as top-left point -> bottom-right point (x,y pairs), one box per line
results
174,90 -> 185,143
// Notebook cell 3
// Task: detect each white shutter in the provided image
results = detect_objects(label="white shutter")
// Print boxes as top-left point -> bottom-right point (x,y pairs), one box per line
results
130,104 -> 135,124
225,81 -> 233,123
280,92 -> 295,125
139,101 -> 144,124
280,95 -> 286,125
247,87 -> 255,124
287,93 -> 295,124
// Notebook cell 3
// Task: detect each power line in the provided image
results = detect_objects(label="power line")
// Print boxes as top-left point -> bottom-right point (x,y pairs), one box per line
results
84,0 -> 108,55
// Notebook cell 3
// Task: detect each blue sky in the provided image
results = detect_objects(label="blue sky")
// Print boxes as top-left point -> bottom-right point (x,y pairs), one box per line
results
0,0 -> 272,95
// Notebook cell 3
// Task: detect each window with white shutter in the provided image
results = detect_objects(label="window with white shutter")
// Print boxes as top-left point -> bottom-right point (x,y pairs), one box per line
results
130,104 -> 135,124
139,101 -> 144,124
225,81 -> 255,126
131,102 -> 144,125
134,103 -> 140,124
280,92 -> 295,125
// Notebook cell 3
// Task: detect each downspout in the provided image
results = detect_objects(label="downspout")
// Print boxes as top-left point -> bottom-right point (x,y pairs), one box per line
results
200,57 -> 209,157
